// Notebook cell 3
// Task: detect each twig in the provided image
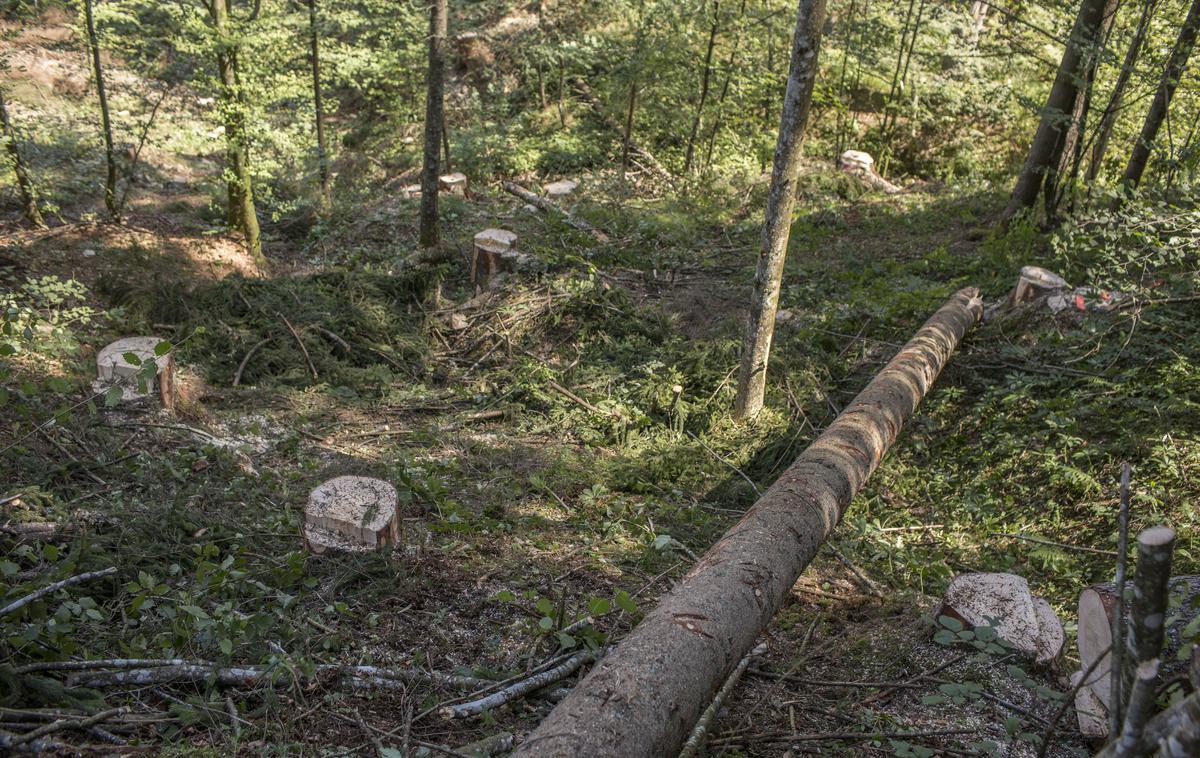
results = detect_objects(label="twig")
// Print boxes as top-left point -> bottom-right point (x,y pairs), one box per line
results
824,543 -> 885,597
441,649 -> 597,718
859,652 -> 971,705
15,658 -> 214,675
547,380 -> 615,418
278,312 -> 317,380
686,431 -> 761,497
353,709 -> 386,758
988,531 -> 1118,557
456,731 -> 515,757
1,567 -> 117,617
679,643 -> 766,758
233,338 -> 272,387
4,707 -> 125,747
710,727 -> 979,747
1110,461 -> 1132,735
1037,643 -> 1111,758
313,326 -> 351,353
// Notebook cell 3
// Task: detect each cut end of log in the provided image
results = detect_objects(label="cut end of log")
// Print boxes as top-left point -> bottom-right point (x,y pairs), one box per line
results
439,172 -> 469,196
837,149 -> 901,194
304,476 -> 400,555
940,572 -> 1063,665
94,336 -> 175,405
544,178 -> 579,199
1138,526 -> 1176,548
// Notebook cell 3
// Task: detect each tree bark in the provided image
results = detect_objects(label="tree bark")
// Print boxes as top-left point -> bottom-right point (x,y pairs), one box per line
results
1119,0 -> 1200,192
1002,0 -> 1115,222
419,0 -> 447,250
210,0 -> 262,264
734,0 -> 826,421
307,0 -> 331,213
84,0 -> 118,218
1087,0 -> 1157,183
684,0 -> 720,175
513,287 -> 983,757
0,88 -> 45,228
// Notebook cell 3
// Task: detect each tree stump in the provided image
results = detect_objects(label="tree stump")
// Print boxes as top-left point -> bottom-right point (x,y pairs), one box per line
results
304,476 -> 400,555
837,150 -> 901,194
471,228 -> 518,286
939,572 -> 1064,665
1077,575 -> 1200,710
439,172 -> 468,196
94,336 -> 175,407
545,178 -> 578,200
1009,265 -> 1070,306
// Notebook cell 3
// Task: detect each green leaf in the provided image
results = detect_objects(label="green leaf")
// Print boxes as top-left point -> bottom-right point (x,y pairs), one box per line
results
154,340 -> 173,356
495,590 -> 516,602
938,615 -> 963,632
587,597 -> 610,616
180,604 -> 210,620
122,352 -> 142,366
614,590 -> 637,614
538,616 -> 555,630
535,597 -> 555,615
933,629 -> 956,645
104,385 -> 123,407
219,638 -> 233,655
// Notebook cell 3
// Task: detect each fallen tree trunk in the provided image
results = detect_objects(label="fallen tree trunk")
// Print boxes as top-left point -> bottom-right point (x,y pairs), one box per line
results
501,182 -> 608,242
514,287 -> 983,757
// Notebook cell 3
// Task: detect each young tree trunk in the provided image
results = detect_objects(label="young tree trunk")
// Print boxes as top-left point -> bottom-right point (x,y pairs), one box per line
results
734,0 -> 826,421
513,288 -> 983,757
1119,0 -> 1200,192
84,0 -> 118,218
968,0 -> 989,47
1002,0 -> 1115,222
0,89 -> 45,228
684,0 -> 721,175
418,0 -> 447,250
621,79 -> 638,178
210,0 -> 262,263
1087,0 -> 1157,183
307,0 -> 331,213
1044,0 -> 1118,218
704,0 -> 748,170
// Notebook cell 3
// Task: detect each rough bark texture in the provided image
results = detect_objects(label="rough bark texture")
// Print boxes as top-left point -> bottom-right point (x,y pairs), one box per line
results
733,0 -> 825,420
0,89 -> 45,228
1096,692 -> 1200,757
1121,527 -> 1176,715
514,288 -> 983,758
419,0 -> 448,249
211,0 -> 262,263
1119,0 -> 1200,191
308,0 -> 331,212
1003,0 -> 1114,221
85,0 -> 118,218
1087,0 -> 1157,182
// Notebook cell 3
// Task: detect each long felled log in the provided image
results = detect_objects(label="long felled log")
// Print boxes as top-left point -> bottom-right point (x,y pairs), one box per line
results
514,287 -> 983,757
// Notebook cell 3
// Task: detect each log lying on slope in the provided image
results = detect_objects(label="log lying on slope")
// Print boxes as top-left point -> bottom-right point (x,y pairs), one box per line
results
501,181 -> 608,242
514,287 -> 984,757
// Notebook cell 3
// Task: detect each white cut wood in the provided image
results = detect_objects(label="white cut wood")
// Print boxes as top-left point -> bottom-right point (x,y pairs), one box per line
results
544,179 -> 578,199
940,572 -> 1061,665
1011,265 -> 1071,305
439,172 -> 468,195
304,476 -> 399,554
95,336 -> 173,402
1071,669 -> 1109,742
472,228 -> 521,284
837,149 -> 900,194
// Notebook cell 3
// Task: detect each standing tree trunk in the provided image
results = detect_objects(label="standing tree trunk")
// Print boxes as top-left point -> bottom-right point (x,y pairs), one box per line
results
621,79 -> 638,178
684,0 -> 720,175
968,0 -> 989,47
210,0 -> 262,264
418,0 -> 447,251
704,0 -> 748,170
1087,0 -> 1157,183
1119,0 -> 1200,192
513,288 -> 983,757
1045,0 -> 1118,218
307,0 -> 331,213
0,89 -> 45,228
734,0 -> 826,421
1002,0 -> 1115,222
84,0 -> 118,218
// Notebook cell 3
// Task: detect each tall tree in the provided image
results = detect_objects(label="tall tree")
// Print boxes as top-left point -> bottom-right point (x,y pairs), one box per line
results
684,0 -> 720,175
0,87 -> 45,228
1002,0 -> 1115,222
419,0 -> 448,251
209,0 -> 262,263
307,0 -> 331,212
734,0 -> 826,421
84,0 -> 118,218
1087,0 -> 1158,183
1119,0 -> 1200,192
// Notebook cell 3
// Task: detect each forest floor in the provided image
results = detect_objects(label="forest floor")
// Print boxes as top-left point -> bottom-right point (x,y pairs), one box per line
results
4,13 -> 1200,758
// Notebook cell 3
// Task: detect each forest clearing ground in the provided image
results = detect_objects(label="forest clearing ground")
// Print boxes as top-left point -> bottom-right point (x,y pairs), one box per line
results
3,13 -> 1198,753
